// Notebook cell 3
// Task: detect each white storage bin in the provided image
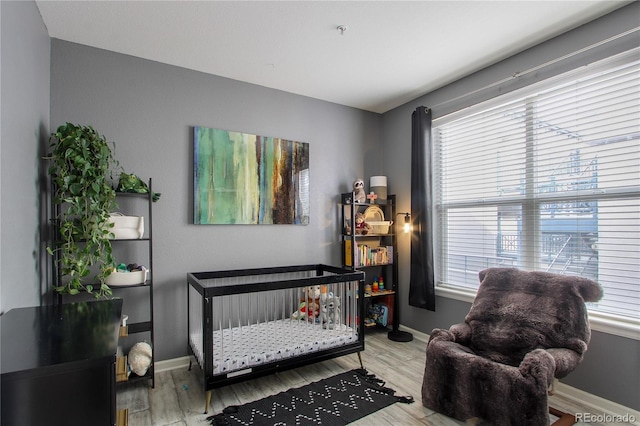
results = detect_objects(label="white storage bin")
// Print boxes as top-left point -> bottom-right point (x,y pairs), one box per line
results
108,213 -> 144,239
105,269 -> 149,286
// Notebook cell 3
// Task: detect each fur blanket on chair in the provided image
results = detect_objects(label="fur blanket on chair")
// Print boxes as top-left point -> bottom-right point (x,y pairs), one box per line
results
422,268 -> 603,425
464,268 -> 603,370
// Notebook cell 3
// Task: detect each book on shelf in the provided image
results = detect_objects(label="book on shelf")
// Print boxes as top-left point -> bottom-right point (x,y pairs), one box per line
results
345,240 -> 352,266
345,241 -> 393,267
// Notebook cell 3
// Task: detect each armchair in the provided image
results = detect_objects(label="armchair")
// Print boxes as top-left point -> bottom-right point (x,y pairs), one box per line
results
421,268 -> 603,425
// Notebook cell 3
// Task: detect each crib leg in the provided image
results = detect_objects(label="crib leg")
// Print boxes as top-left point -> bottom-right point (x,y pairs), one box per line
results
204,390 -> 212,414
357,351 -> 364,369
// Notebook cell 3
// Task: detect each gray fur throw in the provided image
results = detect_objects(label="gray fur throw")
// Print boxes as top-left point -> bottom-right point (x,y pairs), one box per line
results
422,268 -> 603,425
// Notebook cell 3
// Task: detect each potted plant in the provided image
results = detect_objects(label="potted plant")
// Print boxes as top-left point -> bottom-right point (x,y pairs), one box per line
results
46,123 -> 120,297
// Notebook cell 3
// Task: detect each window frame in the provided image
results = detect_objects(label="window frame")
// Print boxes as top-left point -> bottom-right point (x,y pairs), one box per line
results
432,49 -> 640,341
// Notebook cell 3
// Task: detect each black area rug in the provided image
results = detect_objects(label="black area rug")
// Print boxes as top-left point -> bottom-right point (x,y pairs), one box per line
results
208,368 -> 413,425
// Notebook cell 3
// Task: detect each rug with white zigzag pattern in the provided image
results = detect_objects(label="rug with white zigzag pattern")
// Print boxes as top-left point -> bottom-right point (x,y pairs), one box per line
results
208,368 -> 414,425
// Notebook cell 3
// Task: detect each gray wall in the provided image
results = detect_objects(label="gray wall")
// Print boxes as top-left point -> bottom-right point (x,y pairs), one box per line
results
381,2 -> 640,410
0,1 -> 51,313
2,0 -> 637,412
49,39 -> 382,360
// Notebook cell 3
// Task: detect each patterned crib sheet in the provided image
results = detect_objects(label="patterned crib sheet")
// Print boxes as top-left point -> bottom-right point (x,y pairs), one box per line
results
211,319 -> 357,375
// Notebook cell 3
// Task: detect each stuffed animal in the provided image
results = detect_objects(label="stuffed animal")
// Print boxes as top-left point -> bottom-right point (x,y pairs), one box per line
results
353,179 -> 366,203
328,295 -> 341,328
118,172 -> 161,202
291,301 -> 307,320
354,212 -> 371,235
128,342 -> 153,376
303,285 -> 323,322
292,285 -> 325,322
321,293 -> 341,329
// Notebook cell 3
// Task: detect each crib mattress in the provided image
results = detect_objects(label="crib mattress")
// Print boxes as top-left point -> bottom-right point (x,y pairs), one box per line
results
210,319 -> 357,376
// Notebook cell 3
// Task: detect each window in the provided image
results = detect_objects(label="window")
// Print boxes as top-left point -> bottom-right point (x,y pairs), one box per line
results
433,49 -> 640,324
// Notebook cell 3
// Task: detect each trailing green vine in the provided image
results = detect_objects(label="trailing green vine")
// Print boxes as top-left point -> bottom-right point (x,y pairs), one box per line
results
46,123 -> 120,297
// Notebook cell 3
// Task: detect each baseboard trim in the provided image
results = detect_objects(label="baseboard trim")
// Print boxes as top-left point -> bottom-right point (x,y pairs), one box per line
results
398,324 -> 430,342
554,381 -> 640,424
155,355 -> 191,373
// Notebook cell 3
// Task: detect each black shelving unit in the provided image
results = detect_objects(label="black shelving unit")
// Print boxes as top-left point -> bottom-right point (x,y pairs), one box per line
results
340,192 -> 399,330
50,179 -> 155,389
111,179 -> 155,388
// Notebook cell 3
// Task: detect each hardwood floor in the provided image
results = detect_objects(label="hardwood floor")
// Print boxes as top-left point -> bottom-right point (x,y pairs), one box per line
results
117,328 -> 610,425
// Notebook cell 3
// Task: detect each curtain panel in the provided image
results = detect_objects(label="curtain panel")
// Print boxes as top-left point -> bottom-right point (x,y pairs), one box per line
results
409,106 -> 436,311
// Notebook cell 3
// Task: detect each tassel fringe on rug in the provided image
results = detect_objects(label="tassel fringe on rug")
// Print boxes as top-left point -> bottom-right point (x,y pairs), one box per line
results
208,368 -> 414,425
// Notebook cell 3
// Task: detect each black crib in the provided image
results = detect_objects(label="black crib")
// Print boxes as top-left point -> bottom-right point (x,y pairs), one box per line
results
187,264 -> 365,413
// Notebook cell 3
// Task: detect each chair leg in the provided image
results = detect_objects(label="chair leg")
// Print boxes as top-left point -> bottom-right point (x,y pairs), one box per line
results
550,407 -> 576,426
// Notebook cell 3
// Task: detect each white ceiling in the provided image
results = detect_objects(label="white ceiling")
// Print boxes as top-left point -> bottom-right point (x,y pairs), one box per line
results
36,1 -> 631,113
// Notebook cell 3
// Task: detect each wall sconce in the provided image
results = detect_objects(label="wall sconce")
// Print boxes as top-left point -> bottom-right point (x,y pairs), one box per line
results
390,211 -> 414,343
397,212 -> 411,234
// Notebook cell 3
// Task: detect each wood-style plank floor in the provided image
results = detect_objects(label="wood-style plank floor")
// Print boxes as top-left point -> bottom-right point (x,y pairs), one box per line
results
117,328 -> 610,425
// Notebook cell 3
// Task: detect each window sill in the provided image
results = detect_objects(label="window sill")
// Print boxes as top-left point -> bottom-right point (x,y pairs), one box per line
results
436,286 -> 640,341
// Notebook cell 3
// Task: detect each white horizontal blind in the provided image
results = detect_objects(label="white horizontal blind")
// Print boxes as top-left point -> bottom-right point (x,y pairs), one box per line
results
433,49 -> 640,321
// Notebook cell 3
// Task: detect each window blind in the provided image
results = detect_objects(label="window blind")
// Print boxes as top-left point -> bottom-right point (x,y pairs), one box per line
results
433,48 -> 640,321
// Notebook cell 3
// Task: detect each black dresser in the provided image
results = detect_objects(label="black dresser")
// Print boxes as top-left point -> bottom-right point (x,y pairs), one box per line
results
1,299 -> 122,426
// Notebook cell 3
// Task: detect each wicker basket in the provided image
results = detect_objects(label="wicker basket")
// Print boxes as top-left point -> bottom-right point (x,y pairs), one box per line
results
367,221 -> 392,234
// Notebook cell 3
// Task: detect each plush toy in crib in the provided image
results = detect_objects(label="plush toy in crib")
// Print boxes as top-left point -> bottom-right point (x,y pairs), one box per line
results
321,293 -> 341,329
353,179 -> 366,203
304,285 -> 323,322
292,301 -> 307,320
128,342 -> 153,376
292,285 -> 325,322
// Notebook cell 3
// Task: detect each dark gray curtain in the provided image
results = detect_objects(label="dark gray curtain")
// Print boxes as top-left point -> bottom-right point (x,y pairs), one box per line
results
409,106 -> 435,311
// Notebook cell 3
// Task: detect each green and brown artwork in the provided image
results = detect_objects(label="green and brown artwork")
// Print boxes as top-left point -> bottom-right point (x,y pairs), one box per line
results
194,126 -> 309,225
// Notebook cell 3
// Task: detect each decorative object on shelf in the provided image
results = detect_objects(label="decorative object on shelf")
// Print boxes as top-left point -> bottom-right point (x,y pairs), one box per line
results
353,178 -> 366,203
365,205 -> 391,234
118,172 -> 161,202
369,176 -> 387,201
367,192 -> 378,203
368,304 -> 389,327
354,212 -> 371,235
105,263 -> 149,286
45,122 -> 120,297
364,205 -> 384,221
193,126 -> 309,225
108,212 -> 144,239
128,342 -> 153,376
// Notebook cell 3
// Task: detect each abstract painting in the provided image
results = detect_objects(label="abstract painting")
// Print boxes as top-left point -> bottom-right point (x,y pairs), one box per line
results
194,126 -> 309,225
